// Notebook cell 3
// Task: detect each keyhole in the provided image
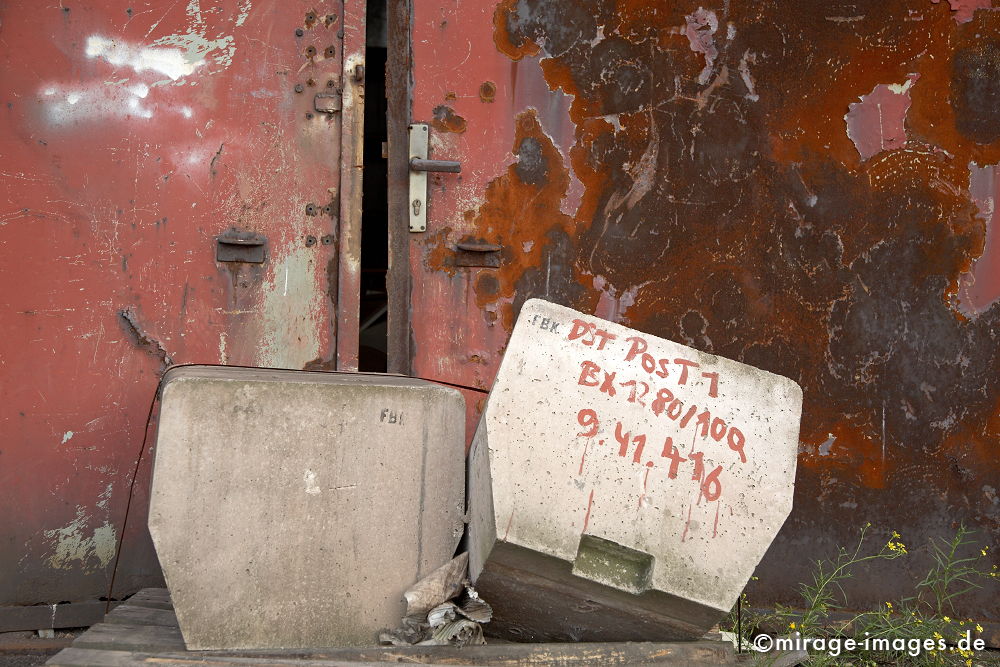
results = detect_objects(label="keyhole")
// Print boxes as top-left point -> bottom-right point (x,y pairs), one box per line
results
412,199 -> 422,216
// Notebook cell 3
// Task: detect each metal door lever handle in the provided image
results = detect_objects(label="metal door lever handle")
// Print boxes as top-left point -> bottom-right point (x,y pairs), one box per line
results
409,158 -> 461,173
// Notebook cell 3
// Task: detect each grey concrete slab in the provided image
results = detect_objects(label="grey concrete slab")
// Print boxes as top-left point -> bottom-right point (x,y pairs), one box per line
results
149,368 -> 465,650
468,299 -> 802,641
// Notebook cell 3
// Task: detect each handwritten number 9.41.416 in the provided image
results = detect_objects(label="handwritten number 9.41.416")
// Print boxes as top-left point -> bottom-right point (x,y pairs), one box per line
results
576,407 -> 723,502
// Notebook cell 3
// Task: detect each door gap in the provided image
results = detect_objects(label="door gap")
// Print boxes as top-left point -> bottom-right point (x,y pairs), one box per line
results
358,0 -> 388,372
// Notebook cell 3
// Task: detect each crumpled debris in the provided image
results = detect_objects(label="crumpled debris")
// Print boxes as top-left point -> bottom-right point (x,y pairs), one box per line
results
379,552 -> 493,647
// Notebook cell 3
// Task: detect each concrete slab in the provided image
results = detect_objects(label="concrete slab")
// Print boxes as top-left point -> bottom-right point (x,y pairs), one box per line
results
148,367 -> 465,650
468,299 -> 802,642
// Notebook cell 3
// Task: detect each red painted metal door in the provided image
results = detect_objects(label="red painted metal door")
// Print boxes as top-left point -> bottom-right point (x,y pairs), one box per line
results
0,0 -> 364,619
406,0 -> 1000,636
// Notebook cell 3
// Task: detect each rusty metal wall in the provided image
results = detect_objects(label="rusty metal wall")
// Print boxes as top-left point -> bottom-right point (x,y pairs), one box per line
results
0,0 -> 349,612
407,0 -> 1000,630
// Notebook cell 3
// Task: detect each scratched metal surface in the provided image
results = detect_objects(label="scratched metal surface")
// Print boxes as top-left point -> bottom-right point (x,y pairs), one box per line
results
409,0 -> 1000,628
0,0 -> 346,607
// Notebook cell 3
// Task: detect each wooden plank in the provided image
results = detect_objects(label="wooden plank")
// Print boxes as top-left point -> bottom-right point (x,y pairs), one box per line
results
118,598 -> 174,612
104,605 -> 178,627
217,642 -> 735,665
47,647 -> 437,667
49,644 -> 734,667
120,590 -> 173,611
72,622 -> 186,653
58,589 -> 734,665
0,600 -> 112,632
62,631 -> 735,665
127,589 -> 171,602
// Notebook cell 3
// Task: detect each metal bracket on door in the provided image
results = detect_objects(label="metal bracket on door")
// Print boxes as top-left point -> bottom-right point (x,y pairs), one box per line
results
408,123 -> 461,232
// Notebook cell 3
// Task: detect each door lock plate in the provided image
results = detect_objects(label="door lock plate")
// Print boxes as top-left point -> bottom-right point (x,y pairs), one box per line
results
408,124 -> 429,232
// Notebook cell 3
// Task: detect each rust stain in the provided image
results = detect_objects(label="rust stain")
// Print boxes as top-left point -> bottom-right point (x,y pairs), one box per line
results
431,105 -> 468,133
479,81 -> 497,103
456,110 -> 583,328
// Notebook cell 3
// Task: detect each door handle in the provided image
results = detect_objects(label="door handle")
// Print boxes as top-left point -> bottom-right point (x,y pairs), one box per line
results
409,158 -> 461,173
216,229 -> 267,263
455,241 -> 502,268
408,124 -> 461,232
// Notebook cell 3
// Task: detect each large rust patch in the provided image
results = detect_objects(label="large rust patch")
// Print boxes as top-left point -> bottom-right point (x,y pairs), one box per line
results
479,0 -> 1000,621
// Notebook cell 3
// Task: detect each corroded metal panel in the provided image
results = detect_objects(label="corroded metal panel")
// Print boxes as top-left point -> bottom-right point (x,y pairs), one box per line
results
0,0 -> 347,608
336,0 -> 367,372
409,0 -> 1000,629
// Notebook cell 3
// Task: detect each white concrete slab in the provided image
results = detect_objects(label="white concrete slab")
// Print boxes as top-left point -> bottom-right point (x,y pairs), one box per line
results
148,367 -> 465,650
468,299 -> 802,641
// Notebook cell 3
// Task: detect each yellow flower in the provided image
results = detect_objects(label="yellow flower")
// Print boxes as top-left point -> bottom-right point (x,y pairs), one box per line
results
885,601 -> 893,612
982,548 -> 989,556
976,623 -> 984,633
933,631 -> 943,640
944,616 -> 951,623
892,531 -> 901,539
789,622 -> 796,629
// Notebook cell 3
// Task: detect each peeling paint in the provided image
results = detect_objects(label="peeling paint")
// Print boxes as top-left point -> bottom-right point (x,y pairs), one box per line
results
257,245 -> 325,369
591,275 -> 639,323
958,162 -> 1000,313
432,105 -> 468,133
235,0 -> 253,27
151,33 -> 236,72
684,8 -> 720,85
119,307 -> 173,373
42,508 -> 116,572
845,74 -> 919,161
931,0 -> 993,24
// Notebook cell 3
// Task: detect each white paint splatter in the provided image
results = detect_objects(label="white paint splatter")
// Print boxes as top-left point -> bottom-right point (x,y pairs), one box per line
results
738,50 -> 759,102
304,469 -> 321,495
61,431 -> 74,444
218,331 -> 228,364
86,35 -> 201,80
886,78 -> 916,95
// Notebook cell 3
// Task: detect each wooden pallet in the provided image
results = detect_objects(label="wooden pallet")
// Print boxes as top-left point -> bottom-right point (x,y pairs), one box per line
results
46,589 -> 737,666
